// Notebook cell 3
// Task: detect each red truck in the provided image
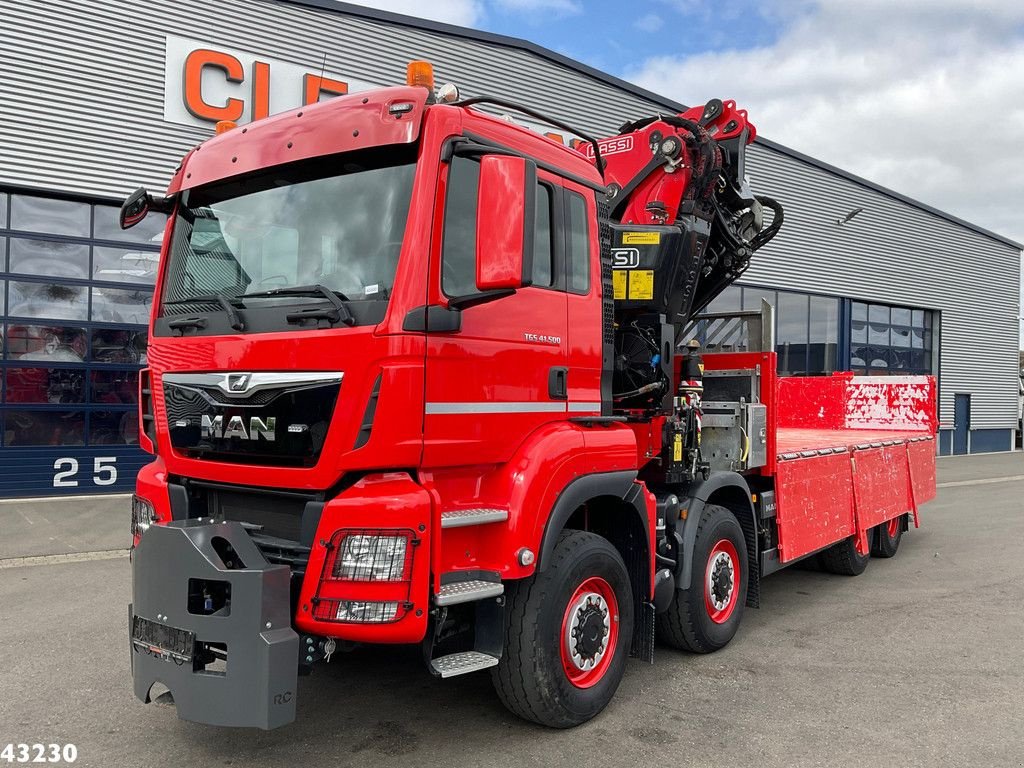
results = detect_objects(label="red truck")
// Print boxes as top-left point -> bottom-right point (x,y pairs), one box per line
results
124,61 -> 937,730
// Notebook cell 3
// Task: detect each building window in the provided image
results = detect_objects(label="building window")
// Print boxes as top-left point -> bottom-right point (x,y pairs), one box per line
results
0,190 -> 163,450
850,300 -> 932,375
699,285 -> 841,376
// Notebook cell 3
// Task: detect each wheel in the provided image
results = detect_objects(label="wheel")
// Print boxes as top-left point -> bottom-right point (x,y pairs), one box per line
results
491,530 -> 633,728
820,534 -> 871,575
871,514 -> 904,558
657,504 -> 748,653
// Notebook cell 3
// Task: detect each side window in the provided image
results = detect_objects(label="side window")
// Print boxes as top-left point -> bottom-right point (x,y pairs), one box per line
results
441,156 -> 481,297
566,191 -> 591,294
532,184 -> 553,287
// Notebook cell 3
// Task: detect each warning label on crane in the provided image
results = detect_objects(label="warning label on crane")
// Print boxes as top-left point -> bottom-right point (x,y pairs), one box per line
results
613,269 -> 654,300
627,270 -> 654,299
621,232 -> 661,245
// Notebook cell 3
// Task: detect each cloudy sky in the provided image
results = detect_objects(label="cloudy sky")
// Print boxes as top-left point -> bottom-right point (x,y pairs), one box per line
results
351,0 -> 1023,335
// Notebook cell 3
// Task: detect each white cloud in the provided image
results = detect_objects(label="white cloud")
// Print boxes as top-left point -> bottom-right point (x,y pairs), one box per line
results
339,0 -> 484,26
624,0 -> 1024,247
492,0 -> 582,16
634,13 -> 663,32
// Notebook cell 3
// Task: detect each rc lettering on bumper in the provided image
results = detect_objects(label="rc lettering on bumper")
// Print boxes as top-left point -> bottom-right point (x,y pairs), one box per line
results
130,520 -> 299,729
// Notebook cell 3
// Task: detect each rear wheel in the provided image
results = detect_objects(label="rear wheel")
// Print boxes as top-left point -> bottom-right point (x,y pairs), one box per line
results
820,534 -> 871,575
491,530 -> 633,728
657,504 -> 748,653
871,515 -> 905,558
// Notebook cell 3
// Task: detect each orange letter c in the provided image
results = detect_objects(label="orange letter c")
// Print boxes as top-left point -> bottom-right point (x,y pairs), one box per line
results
183,49 -> 245,123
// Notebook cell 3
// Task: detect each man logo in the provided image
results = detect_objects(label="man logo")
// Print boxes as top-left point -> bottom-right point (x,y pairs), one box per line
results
612,248 -> 641,269
227,373 -> 251,392
201,414 -> 276,441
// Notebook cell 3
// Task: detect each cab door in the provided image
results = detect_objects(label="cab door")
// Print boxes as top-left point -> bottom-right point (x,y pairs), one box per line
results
422,154 -> 568,466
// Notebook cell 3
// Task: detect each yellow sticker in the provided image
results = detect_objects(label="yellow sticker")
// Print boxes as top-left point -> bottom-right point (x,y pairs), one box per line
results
627,270 -> 654,300
673,434 -> 683,462
622,231 -> 661,245
612,270 -> 627,299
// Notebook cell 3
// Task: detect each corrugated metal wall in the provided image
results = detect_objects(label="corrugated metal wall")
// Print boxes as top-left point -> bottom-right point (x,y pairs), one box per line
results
0,0 -> 1019,430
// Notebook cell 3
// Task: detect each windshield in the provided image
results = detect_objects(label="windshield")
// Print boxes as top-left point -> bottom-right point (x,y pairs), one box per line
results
162,145 -> 416,315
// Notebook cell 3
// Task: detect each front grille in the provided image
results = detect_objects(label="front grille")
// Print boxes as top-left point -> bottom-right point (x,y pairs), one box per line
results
249,533 -> 312,578
162,372 -> 341,467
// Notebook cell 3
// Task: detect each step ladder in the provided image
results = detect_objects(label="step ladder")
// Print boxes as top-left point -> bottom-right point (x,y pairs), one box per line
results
428,570 -> 504,678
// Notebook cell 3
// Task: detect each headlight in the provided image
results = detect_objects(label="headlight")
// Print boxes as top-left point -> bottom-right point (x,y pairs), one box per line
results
332,532 -> 410,582
131,494 -> 157,541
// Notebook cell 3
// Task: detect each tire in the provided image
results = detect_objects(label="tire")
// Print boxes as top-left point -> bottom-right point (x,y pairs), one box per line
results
491,530 -> 634,728
820,534 -> 871,575
871,515 -> 904,558
656,504 -> 748,654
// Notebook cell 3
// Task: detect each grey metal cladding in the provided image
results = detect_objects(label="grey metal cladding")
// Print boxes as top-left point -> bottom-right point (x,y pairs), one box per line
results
1,0 -> 1019,431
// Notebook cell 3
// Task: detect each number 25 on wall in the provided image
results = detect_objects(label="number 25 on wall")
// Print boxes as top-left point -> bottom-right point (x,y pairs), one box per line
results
53,457 -> 118,488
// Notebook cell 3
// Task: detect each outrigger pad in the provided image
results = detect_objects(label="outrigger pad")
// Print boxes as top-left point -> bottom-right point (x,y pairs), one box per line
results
130,520 -> 299,729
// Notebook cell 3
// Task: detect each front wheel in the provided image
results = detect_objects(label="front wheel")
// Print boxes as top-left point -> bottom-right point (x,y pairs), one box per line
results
491,530 -> 633,728
657,504 -> 748,653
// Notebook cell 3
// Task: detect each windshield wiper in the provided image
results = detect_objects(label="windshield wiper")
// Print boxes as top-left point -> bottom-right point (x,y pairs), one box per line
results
240,284 -> 355,327
164,292 -> 244,331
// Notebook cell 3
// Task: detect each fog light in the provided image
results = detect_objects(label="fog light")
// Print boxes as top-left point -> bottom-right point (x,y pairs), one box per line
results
330,531 -> 412,582
334,600 -> 399,623
131,494 -> 157,542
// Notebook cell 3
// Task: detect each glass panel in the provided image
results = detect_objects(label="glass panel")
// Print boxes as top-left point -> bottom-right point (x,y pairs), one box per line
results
850,319 -> 867,344
850,346 -> 867,368
911,328 -> 925,349
851,302 -> 867,321
0,192 -> 8,229
442,156 -> 481,297
912,309 -> 925,327
7,281 -> 88,321
776,292 -> 808,375
705,285 -> 740,313
2,324 -> 88,361
93,204 -> 167,245
868,304 -> 889,324
10,195 -> 90,237
924,312 -> 933,329
9,237 -> 89,279
90,369 -> 139,404
532,185 -> 553,287
868,322 -> 889,346
891,307 -> 912,325
566,192 -> 590,293
90,328 -> 147,364
809,295 -> 839,374
742,287 -> 776,312
90,409 -> 139,445
91,286 -> 152,324
911,350 -> 930,370
892,326 -> 912,348
4,366 -> 85,404
4,410 -> 85,446
0,279 -> 5,316
93,246 -> 159,284
890,348 -> 914,371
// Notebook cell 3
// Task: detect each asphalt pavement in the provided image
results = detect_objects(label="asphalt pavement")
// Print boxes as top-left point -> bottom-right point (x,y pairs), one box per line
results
1,452 -> 1022,767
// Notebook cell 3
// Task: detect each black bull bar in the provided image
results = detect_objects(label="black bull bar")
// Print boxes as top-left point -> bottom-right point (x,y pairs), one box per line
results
130,520 -> 299,729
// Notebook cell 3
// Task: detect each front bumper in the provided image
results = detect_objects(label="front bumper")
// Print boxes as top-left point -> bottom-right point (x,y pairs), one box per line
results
130,520 -> 299,729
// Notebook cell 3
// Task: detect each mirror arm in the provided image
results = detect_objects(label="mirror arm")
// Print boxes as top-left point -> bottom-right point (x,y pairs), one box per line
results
447,289 -> 515,310
149,194 -> 176,214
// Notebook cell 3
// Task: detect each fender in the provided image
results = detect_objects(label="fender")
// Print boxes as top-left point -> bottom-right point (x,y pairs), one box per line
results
536,470 -> 641,570
675,471 -> 759,607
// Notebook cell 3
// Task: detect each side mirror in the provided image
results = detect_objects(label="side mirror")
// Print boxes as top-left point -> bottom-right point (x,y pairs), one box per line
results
120,188 -> 152,230
475,155 -> 536,291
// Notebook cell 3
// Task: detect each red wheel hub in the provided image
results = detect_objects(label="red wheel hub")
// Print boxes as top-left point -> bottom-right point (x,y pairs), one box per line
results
705,538 -> 740,624
887,516 -> 900,538
560,576 -> 619,689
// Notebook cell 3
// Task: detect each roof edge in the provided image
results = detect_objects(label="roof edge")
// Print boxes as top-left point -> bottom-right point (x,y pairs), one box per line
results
276,0 -> 1022,252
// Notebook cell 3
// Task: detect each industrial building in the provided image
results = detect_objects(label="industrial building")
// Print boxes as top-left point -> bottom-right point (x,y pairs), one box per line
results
0,0 -> 1019,496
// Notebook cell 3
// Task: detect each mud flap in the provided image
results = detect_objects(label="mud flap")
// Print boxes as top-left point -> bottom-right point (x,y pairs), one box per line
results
130,520 -> 299,729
